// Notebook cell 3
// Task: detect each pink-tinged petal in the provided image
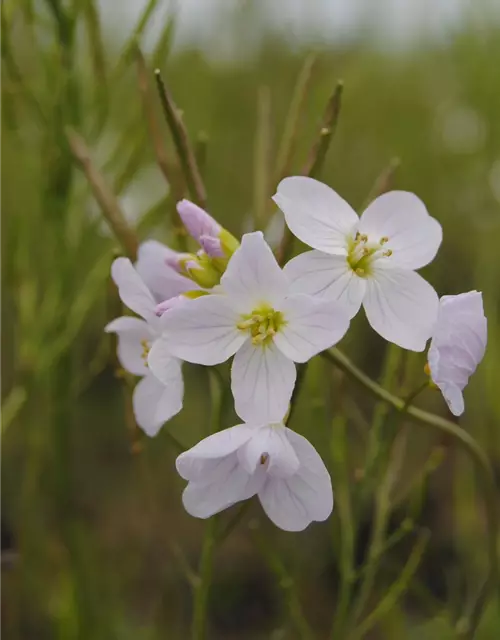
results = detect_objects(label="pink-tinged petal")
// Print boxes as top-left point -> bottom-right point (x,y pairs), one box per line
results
428,291 -> 487,416
156,295 -> 246,365
357,191 -> 442,270
258,428 -> 333,531
105,316 -> 152,376
283,251 -> 366,318
237,426 -> 299,478
135,240 -> 197,300
111,257 -> 158,323
177,199 -> 221,241
231,341 -> 296,424
272,177 -> 357,254
132,372 -> 183,436
181,461 -> 266,519
221,232 -> 288,309
199,235 -> 224,258
176,425 -> 255,481
274,294 -> 350,363
363,265 -> 439,351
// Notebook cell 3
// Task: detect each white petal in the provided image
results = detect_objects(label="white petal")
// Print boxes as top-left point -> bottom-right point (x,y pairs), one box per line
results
147,339 -> 182,385
237,425 -> 300,478
132,372 -> 183,436
231,341 -> 296,424
428,291 -> 487,416
283,251 -> 366,318
135,240 -> 198,301
105,316 -> 151,376
274,294 -> 350,363
363,265 -> 439,351
111,257 -> 157,323
272,177 -> 358,254
182,460 -> 266,519
357,191 -> 442,270
220,232 -> 288,308
176,425 -> 255,481
258,428 -> 333,531
156,295 -> 246,365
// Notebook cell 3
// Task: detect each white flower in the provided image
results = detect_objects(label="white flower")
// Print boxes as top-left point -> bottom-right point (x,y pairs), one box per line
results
428,291 -> 487,416
176,421 -> 333,531
135,239 -> 199,302
105,258 -> 183,436
149,232 -> 350,424
273,177 -> 443,351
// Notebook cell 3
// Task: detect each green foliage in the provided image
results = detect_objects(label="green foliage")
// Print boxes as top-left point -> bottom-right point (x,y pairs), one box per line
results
2,2 -> 499,638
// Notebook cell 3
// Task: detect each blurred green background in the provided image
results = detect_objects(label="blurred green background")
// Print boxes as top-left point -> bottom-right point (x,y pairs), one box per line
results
2,1 -> 500,638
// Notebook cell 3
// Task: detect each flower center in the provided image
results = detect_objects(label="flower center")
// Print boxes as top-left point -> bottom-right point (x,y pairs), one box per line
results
140,339 -> 151,364
237,305 -> 285,346
346,232 -> 392,277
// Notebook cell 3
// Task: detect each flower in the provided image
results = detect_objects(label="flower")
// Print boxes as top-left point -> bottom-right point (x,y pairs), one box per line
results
176,421 -> 333,531
428,291 -> 487,416
273,177 -> 443,351
135,239 -> 198,301
105,258 -> 183,436
149,232 -> 350,424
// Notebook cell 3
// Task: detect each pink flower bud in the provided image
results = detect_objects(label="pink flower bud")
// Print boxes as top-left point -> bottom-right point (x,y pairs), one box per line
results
199,234 -> 224,258
177,199 -> 221,242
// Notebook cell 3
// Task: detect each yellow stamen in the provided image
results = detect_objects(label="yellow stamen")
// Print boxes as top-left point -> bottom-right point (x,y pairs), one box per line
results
383,249 -> 393,257
380,236 -> 389,245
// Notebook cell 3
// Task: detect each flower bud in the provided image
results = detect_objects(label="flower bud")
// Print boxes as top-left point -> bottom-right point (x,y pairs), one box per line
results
177,199 -> 220,242
199,234 -> 224,258
178,253 -> 221,288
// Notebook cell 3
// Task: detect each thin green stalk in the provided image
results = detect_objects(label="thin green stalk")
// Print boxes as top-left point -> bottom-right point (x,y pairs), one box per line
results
322,347 -> 499,639
190,369 -> 224,640
329,415 -> 356,639
276,80 -> 343,265
348,530 -> 430,640
154,69 -> 208,208
252,525 -> 315,640
349,383 -> 428,628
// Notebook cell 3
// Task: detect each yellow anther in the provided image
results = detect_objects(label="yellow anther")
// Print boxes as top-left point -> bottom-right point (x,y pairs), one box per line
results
383,249 -> 393,257
362,247 -> 371,256
267,328 -> 276,337
360,234 -> 368,243
355,231 -> 361,240
237,319 -> 254,330
260,453 -> 269,465
380,236 -> 389,245
355,268 -> 365,276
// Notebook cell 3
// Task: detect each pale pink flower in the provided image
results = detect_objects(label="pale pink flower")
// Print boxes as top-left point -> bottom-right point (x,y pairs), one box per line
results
149,232 -> 350,424
177,421 -> 333,531
428,291 -> 487,416
105,258 -> 183,436
273,177 -> 442,351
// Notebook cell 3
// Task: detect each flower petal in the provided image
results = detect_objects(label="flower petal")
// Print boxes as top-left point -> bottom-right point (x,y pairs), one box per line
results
105,316 -> 151,375
135,240 -> 198,301
156,294 -> 246,365
272,177 -> 358,254
176,425 -> 255,481
231,341 -> 296,424
357,191 -> 442,270
274,294 -> 350,363
132,372 -> 183,436
221,232 -> 288,308
363,265 -> 439,351
283,251 -> 366,318
237,425 -> 300,478
111,257 -> 158,324
428,291 -> 487,416
258,428 -> 333,531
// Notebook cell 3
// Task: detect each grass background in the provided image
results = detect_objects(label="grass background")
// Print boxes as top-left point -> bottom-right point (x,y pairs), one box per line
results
2,1 -> 500,638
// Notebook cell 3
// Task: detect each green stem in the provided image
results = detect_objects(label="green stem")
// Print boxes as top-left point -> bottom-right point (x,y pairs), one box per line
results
190,369 -> 224,640
322,348 -> 498,639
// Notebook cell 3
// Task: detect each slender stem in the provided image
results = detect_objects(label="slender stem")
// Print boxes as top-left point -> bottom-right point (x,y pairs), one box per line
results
154,69 -> 207,209
322,347 -> 498,639
190,369 -> 224,640
276,80 -> 343,265
66,128 -> 138,260
349,383 -> 428,627
348,530 -> 430,640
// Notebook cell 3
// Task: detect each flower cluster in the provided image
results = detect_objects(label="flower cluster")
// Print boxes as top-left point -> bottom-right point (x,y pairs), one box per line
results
107,180 -> 487,530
